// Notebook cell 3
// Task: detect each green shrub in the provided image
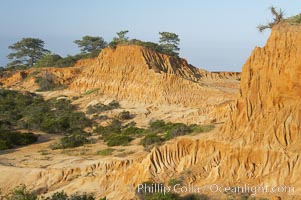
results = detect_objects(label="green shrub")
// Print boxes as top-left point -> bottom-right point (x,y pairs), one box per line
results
86,100 -> 120,115
5,185 -> 37,200
123,121 -> 137,128
286,14 -> 301,24
84,88 -> 99,95
97,148 -> 115,156
69,193 -> 95,200
48,191 -> 68,200
86,104 -> 106,115
94,118 -> 213,147
168,178 -> 183,187
35,75 -> 67,91
108,100 -> 120,109
34,54 -> 62,68
123,126 -> 145,136
74,49 -> 101,59
148,120 -> 167,133
4,187 -> 97,200
55,55 -> 77,67
148,120 -> 192,136
140,133 -> 163,147
165,124 -> 192,140
181,194 -> 209,200
106,135 -> 133,146
118,110 -> 132,120
92,114 -> 108,121
95,119 -> 122,137
0,90 -> 91,135
144,193 -> 179,200
34,50 -> 102,69
116,39 -> 179,57
190,124 -> 215,133
128,39 -> 163,53
51,131 -> 91,149
0,132 -> 38,150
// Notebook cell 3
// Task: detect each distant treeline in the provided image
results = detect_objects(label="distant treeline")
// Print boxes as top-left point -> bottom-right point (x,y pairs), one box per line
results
3,31 -> 180,70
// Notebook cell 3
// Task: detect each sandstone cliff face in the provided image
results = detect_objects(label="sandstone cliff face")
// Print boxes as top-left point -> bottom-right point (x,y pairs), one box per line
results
34,25 -> 300,199
71,45 -> 237,108
1,25 -> 300,200
221,24 -> 301,150
0,45 -> 239,123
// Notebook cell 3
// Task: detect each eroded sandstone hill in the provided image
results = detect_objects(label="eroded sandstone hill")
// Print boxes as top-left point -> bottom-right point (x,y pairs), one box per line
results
1,24 -> 300,200
221,24 -> 301,150
70,45 -> 238,107
84,23 -> 300,199
0,45 -> 240,124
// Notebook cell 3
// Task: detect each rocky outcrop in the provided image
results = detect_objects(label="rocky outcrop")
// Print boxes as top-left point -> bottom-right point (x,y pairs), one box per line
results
0,45 -> 239,123
221,24 -> 301,150
1,24 -> 300,200
33,24 -> 300,199
70,45 -> 238,108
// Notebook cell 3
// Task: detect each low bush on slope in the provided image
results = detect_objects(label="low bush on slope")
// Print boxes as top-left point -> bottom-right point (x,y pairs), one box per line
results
4,186 -> 101,200
0,89 -> 92,150
95,119 -> 214,147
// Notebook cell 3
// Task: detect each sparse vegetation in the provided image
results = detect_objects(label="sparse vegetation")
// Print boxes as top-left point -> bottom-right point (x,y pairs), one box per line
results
34,53 -> 63,68
106,135 -> 133,146
35,72 -> 67,91
140,133 -> 163,147
116,150 -> 134,157
5,30 -> 182,69
108,30 -> 180,56
95,119 -> 144,146
46,191 -> 68,200
165,124 -> 192,140
51,131 -> 92,149
123,126 -> 145,136
53,55 -> 77,67
0,131 -> 38,150
92,114 -> 109,121
109,30 -> 130,48
95,118 -> 214,147
140,120 -> 214,147
4,186 -> 97,200
95,119 -> 122,136
190,124 -> 215,133
86,100 -> 120,115
0,89 -> 91,150
97,148 -> 115,156
224,190 -> 257,200
168,178 -> 183,187
286,14 -> 301,25
181,194 -> 210,200
84,88 -> 100,95
118,110 -> 132,120
68,193 -> 95,200
5,185 -> 37,200
257,6 -> 285,32
38,149 -> 50,155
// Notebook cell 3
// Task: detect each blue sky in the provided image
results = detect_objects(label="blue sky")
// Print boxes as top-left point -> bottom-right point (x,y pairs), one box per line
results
0,0 -> 300,71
